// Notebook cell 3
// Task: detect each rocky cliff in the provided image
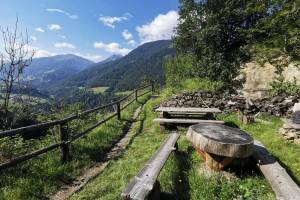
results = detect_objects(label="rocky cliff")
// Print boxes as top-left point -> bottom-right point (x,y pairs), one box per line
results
241,62 -> 300,99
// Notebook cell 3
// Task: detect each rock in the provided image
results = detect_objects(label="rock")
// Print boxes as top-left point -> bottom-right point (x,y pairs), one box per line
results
294,138 -> 300,144
285,131 -> 298,140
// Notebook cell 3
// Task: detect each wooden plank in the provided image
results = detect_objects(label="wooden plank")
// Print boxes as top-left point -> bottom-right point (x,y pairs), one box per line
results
154,118 -> 225,125
253,141 -> 300,200
121,133 -> 180,200
0,143 -> 61,170
155,107 -> 221,114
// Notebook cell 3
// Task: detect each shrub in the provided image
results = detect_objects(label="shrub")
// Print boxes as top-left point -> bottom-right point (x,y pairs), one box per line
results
180,78 -> 224,92
270,77 -> 300,96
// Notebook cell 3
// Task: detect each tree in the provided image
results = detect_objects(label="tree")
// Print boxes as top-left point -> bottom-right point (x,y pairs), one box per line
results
0,18 -> 34,113
173,0 -> 271,85
250,0 -> 300,63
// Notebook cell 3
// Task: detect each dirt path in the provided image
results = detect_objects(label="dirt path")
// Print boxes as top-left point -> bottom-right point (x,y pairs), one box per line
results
50,104 -> 144,200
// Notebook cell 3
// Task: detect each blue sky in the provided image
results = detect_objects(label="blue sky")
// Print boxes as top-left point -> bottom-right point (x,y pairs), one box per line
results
0,0 -> 179,62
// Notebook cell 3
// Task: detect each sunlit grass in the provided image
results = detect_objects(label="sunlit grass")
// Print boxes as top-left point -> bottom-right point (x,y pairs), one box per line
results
115,90 -> 133,96
0,95 -> 150,200
90,87 -> 109,94
70,97 -> 276,200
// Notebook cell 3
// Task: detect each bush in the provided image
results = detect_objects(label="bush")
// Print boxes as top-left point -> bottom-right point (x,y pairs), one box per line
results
180,78 -> 224,92
163,54 -> 198,87
270,78 -> 300,96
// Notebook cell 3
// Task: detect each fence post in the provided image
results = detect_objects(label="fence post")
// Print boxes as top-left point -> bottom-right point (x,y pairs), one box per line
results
58,123 -> 71,162
135,89 -> 138,102
151,81 -> 154,92
117,101 -> 121,120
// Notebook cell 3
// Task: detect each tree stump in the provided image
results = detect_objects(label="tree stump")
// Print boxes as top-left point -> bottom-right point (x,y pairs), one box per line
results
187,124 -> 254,171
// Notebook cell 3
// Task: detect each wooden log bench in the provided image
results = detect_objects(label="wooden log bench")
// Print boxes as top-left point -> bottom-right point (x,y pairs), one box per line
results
187,124 -> 254,171
253,141 -> 300,200
121,133 -> 180,200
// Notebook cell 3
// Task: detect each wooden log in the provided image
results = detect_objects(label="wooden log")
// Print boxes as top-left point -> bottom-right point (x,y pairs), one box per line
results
121,133 -> 180,200
0,143 -> 61,170
59,124 -> 71,162
253,141 -> 300,200
117,101 -> 121,120
135,90 -> 138,101
242,115 -> 255,125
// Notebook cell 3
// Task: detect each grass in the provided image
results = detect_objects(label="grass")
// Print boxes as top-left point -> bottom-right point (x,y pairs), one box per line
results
90,87 -> 109,94
70,96 -> 286,200
218,114 -> 300,183
115,90 -> 133,96
0,94 -> 150,200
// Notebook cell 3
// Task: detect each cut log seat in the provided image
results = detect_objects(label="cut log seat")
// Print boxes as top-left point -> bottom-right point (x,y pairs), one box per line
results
253,141 -> 300,200
121,133 -> 180,200
154,118 -> 225,125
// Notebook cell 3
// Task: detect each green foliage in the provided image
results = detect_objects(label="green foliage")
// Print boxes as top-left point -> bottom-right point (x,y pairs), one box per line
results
180,78 -> 224,92
174,0 -> 269,84
169,0 -> 299,90
250,0 -> 300,62
270,77 -> 300,96
164,54 -> 197,87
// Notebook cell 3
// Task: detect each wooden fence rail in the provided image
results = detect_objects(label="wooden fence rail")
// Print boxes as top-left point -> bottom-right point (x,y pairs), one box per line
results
0,83 -> 154,170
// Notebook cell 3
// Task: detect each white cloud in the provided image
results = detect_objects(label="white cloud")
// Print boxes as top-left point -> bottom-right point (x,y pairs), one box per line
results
25,45 -> 55,58
74,53 -> 103,62
122,29 -> 136,46
34,49 -> 55,58
48,24 -> 61,31
54,42 -> 76,49
59,35 -> 67,39
99,15 -> 129,28
136,10 -> 179,44
122,29 -> 133,40
46,8 -> 78,19
127,40 -> 136,46
94,42 -> 131,55
31,36 -> 37,41
35,27 -> 45,32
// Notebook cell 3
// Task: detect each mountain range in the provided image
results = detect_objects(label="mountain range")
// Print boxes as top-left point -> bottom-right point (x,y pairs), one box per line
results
24,40 -> 175,96
59,40 -> 175,92
24,54 -> 94,90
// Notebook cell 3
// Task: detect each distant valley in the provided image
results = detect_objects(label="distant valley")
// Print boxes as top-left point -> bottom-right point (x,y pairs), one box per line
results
24,40 -> 175,99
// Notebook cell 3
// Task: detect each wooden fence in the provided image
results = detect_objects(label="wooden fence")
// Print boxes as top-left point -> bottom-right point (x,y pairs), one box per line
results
0,83 -> 154,170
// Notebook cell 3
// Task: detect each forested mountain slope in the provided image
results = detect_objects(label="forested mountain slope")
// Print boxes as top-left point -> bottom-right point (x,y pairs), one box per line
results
60,40 -> 175,92
24,54 -> 94,90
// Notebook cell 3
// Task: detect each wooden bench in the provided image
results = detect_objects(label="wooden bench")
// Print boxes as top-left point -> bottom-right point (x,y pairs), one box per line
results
121,133 -> 180,200
156,107 -> 221,117
253,141 -> 300,199
154,107 -> 223,129
154,118 -> 224,126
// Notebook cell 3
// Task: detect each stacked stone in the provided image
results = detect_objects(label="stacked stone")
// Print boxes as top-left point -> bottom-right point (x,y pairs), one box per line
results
279,103 -> 300,144
161,91 -> 300,117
